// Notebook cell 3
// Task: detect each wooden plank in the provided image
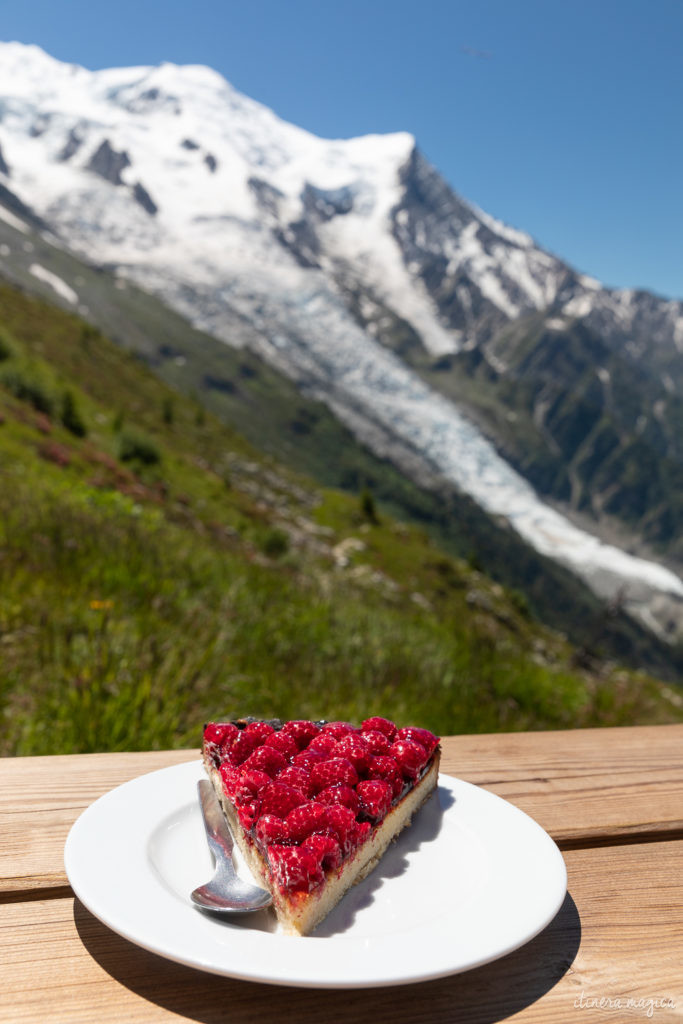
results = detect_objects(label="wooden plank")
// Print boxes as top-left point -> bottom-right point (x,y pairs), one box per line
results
1,724 -> 682,896
441,723 -> 683,845
0,749 -> 196,894
1,841 -> 681,1023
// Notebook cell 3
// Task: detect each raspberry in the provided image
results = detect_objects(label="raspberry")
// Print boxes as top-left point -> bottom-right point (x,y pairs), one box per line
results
309,757 -> 358,793
267,844 -> 324,893
395,726 -> 439,756
241,769 -> 272,796
277,765 -> 314,797
367,754 -> 404,798
350,820 -> 372,850
241,745 -> 288,778
255,813 -> 290,847
244,721 -> 275,744
259,781 -> 307,818
228,729 -> 260,766
389,738 -> 428,779
285,801 -> 329,843
264,731 -> 299,760
219,764 -> 244,802
220,765 -> 270,805
331,734 -> 372,775
236,798 -> 259,830
306,733 -> 338,757
315,784 -> 360,814
324,805 -> 357,854
203,722 -> 239,750
280,720 -> 320,749
361,729 -> 392,755
361,717 -> 397,741
357,779 -> 393,820
302,833 -> 342,871
292,749 -> 325,772
320,721 -> 358,740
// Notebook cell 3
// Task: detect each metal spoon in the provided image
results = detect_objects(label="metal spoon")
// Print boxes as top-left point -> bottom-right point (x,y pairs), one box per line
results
191,780 -> 273,913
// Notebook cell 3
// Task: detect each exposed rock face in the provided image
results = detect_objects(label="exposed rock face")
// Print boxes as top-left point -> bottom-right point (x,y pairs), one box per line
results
0,144 -> 9,177
86,139 -> 131,186
133,181 -> 158,216
58,128 -> 84,162
248,177 -> 284,218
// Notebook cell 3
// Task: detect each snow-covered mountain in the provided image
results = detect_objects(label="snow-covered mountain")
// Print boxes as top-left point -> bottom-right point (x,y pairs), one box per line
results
1,41 -> 682,636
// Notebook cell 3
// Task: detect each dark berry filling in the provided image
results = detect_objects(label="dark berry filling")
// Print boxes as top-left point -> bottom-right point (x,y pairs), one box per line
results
203,716 -> 439,895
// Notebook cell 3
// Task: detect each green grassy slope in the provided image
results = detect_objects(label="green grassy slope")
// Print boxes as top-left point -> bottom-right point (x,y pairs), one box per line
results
1,284 -> 681,756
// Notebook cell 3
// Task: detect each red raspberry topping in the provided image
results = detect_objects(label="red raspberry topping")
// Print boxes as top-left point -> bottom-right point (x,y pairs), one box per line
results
357,779 -> 393,820
302,833 -> 343,871
220,765 -> 270,805
285,801 -> 329,843
350,820 -> 372,850
228,729 -> 260,766
267,844 -> 324,893
264,731 -> 299,760
361,729 -> 392,755
324,804 -> 357,854
395,726 -> 439,755
331,734 -> 372,775
244,721 -> 276,744
259,781 -> 307,818
367,754 -> 404,798
218,764 -> 243,801
203,722 -> 239,750
306,733 -> 338,757
389,738 -> 429,779
292,749 -> 325,772
210,718 -> 438,899
315,784 -> 360,814
241,745 -> 288,778
280,720 -> 321,749
277,765 -> 315,797
255,813 -> 290,846
309,757 -> 359,793
320,721 -> 358,740
241,769 -> 272,795
361,717 -> 397,741
237,798 -> 259,830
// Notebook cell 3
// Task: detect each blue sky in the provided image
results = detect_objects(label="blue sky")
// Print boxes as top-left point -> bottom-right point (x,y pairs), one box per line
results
2,0 -> 682,299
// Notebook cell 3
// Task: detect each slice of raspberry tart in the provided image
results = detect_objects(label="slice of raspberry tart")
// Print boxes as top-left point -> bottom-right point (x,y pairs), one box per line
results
201,716 -> 441,936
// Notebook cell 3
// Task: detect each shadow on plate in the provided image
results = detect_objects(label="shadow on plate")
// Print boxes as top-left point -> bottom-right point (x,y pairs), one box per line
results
73,889 -> 581,1023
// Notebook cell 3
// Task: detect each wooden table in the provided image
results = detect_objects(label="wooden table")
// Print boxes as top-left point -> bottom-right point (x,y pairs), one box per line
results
2,724 -> 682,1022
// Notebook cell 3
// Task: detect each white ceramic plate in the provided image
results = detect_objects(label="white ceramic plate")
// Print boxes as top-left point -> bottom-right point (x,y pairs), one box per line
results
64,760 -> 566,989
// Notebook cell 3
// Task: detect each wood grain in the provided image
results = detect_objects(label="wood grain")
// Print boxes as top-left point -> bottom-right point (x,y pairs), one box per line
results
2,724 -> 682,895
441,723 -> 683,845
2,841 -> 681,1023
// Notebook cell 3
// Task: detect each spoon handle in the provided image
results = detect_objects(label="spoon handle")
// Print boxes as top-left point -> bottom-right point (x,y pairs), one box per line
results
197,779 -> 236,864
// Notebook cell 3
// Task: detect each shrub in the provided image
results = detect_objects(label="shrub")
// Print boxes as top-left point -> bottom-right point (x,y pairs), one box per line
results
162,396 -> 175,425
360,487 -> 380,525
119,429 -> 162,466
60,390 -> 87,437
1,367 -> 53,415
260,527 -> 290,558
0,331 -> 14,361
